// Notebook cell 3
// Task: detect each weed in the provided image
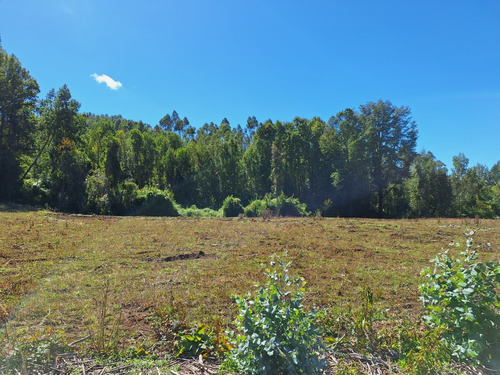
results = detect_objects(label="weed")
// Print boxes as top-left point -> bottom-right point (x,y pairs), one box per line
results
319,287 -> 379,354
398,325 -> 451,375
149,298 -> 189,352
85,280 -> 123,354
176,322 -> 231,358
0,327 -> 70,374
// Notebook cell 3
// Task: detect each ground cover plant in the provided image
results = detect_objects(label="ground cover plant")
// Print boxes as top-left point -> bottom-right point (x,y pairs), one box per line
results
1,205 -> 499,373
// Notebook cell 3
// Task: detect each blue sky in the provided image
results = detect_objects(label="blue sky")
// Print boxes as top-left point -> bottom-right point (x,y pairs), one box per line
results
1,0 -> 499,170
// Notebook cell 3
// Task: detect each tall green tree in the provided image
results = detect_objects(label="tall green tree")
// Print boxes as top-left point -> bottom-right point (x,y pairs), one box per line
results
488,161 -> 500,186
320,109 -> 372,216
87,119 -> 115,168
407,151 -> 452,217
360,100 -> 417,217
451,154 -> 496,217
0,45 -> 40,200
451,153 -> 469,216
242,120 -> 276,198
44,86 -> 88,211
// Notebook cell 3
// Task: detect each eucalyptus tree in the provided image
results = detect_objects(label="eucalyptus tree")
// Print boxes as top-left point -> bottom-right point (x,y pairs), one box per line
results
407,151 -> 452,217
452,156 -> 495,218
360,100 -> 418,217
242,120 -> 276,198
320,109 -> 372,216
0,45 -> 39,200
34,85 -> 88,211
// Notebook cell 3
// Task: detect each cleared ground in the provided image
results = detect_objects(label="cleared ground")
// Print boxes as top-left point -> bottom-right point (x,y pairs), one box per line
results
1,207 -> 499,351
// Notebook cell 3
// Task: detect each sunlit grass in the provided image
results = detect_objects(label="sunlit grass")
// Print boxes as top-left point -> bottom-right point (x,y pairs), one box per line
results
1,207 -> 499,355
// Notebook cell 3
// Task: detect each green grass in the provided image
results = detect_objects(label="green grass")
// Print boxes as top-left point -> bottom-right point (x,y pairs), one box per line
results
1,207 -> 499,362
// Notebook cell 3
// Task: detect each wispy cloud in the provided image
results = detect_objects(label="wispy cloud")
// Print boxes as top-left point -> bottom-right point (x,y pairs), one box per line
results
91,73 -> 123,90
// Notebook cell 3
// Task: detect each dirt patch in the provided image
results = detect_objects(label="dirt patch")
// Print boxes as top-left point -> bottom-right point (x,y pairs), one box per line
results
50,213 -> 118,221
164,250 -> 209,262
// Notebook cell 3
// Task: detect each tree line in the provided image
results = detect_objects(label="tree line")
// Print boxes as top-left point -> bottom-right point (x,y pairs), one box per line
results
1,44 -> 499,218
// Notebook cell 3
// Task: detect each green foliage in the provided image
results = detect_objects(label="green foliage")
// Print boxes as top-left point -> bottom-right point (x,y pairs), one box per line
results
318,287 -> 382,355
149,303 -> 189,352
276,193 -> 308,217
0,45 -> 40,201
407,151 -> 452,217
221,195 -> 244,217
244,194 -> 307,217
176,322 -> 231,358
230,253 -> 325,374
19,178 -> 50,207
132,188 -> 179,217
420,231 -> 500,366
451,155 -> 497,218
398,326 -> 451,375
2,44 -> 499,219
176,204 -> 221,217
176,324 -> 215,357
244,198 -> 268,217
0,328 -> 70,373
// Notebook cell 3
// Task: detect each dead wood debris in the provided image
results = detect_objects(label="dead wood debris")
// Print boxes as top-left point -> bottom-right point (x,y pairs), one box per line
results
0,350 -> 492,374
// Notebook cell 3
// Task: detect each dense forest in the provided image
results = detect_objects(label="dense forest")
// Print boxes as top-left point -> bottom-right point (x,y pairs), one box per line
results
1,45 -> 499,218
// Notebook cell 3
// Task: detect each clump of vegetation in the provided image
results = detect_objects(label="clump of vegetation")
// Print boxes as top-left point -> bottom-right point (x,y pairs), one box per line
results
243,195 -> 274,217
221,195 -> 244,217
176,204 -> 221,217
244,193 -> 308,217
398,326 -> 452,375
420,230 -> 500,367
0,327 -> 70,374
176,321 -> 231,358
85,280 -> 123,354
131,188 -> 179,217
276,193 -> 308,217
229,252 -> 325,374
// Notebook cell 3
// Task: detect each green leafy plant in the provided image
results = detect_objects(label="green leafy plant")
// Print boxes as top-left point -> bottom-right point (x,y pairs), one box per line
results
1,327 -> 70,374
398,326 -> 451,375
149,303 -> 189,352
419,230 -> 500,366
230,252 -> 325,374
132,187 -> 179,216
221,195 -> 244,217
244,193 -> 308,218
276,193 -> 308,217
176,322 -> 231,358
176,324 -> 213,357
176,204 -> 221,217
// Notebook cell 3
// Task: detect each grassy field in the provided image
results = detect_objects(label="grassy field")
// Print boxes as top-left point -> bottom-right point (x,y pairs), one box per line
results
1,207 -> 500,365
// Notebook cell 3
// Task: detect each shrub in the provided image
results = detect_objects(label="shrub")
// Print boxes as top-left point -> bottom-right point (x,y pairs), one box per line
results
244,193 -> 308,218
244,199 -> 267,217
177,204 -> 221,217
276,193 -> 307,217
19,178 -> 50,207
230,253 -> 325,374
116,181 -> 139,214
132,188 -> 179,217
221,195 -> 244,217
419,230 -> 500,367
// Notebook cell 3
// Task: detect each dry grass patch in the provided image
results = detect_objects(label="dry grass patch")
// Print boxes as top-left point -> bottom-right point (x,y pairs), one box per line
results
1,209 -> 499,360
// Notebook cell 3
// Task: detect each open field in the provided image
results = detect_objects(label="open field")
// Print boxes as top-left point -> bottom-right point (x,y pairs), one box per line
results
1,207 -> 500,364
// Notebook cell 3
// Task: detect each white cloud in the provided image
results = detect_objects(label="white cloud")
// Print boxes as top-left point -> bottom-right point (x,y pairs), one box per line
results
91,73 -> 123,90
